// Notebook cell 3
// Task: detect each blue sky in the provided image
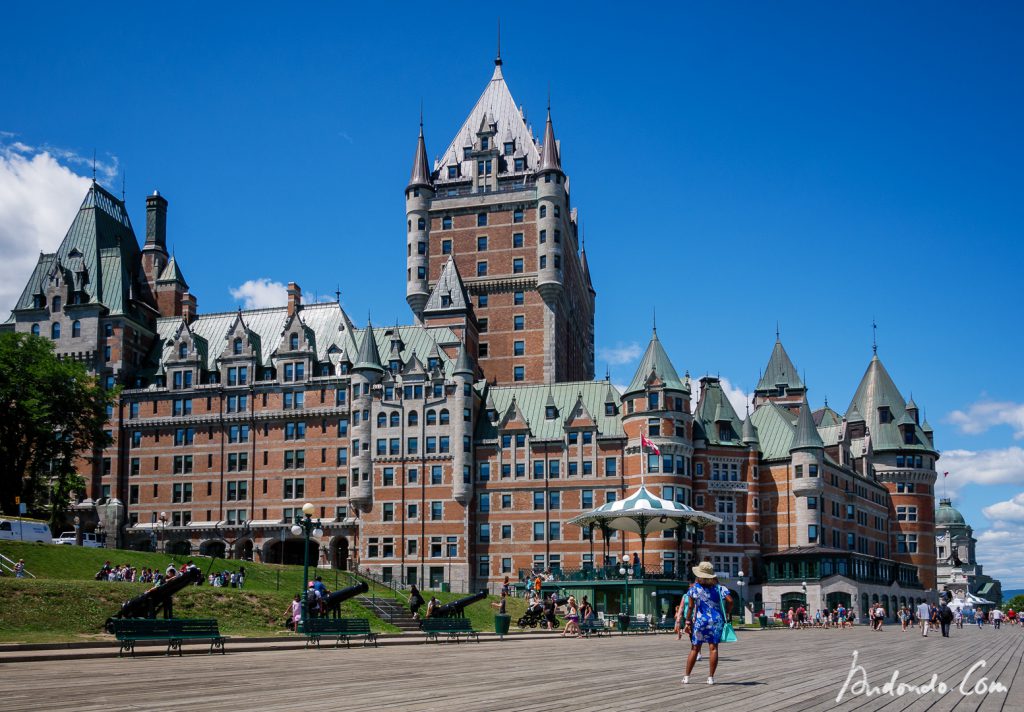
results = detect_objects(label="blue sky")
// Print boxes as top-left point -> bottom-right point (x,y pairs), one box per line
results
2,2 -> 1022,587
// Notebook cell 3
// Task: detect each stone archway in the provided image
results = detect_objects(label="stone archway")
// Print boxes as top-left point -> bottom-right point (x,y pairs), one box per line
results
330,536 -> 350,570
235,539 -> 254,561
168,540 -> 192,556
200,540 -> 227,559
263,538 -> 318,566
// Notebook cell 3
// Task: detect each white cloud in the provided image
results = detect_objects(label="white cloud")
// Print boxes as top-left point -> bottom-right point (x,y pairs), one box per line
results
947,399 -> 1024,439
0,140 -> 92,313
982,492 -> 1024,523
720,376 -> 753,418
974,524 -> 1024,589
597,341 -> 643,367
939,447 -> 1024,499
229,279 -> 289,309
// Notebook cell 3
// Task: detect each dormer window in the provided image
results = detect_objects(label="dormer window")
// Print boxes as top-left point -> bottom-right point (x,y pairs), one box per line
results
878,407 -> 892,424
777,386 -> 785,397
463,148 -> 472,160
648,392 -> 659,410
903,428 -> 916,445
290,334 -> 299,351
52,296 -> 62,312
447,166 -> 457,179
545,405 -> 557,419
178,343 -> 188,359
605,403 -> 616,416
719,424 -> 736,441
504,142 -> 514,155
514,158 -> 525,171
480,137 -> 489,150
427,357 -> 439,370
233,338 -> 243,355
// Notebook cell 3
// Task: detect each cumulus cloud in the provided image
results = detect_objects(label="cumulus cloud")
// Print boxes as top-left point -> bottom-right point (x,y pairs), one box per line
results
982,492 -> 1024,523
939,447 -> 1024,499
974,524 -> 1024,589
229,279 -> 289,309
947,399 -> 1024,439
0,139 -> 95,313
597,341 -> 643,367
720,377 -> 753,417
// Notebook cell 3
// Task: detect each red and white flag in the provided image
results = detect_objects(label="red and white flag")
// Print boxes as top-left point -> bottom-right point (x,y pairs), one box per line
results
641,433 -> 660,455
944,472 -> 949,478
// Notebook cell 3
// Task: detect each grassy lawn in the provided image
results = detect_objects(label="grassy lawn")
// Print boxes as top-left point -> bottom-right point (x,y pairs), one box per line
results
0,541 -> 526,642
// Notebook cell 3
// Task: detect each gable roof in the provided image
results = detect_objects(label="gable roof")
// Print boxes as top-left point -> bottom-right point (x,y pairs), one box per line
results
694,377 -> 745,446
476,381 -> 625,441
624,330 -> 687,396
847,354 -> 936,454
424,256 -> 470,315
157,254 -> 187,287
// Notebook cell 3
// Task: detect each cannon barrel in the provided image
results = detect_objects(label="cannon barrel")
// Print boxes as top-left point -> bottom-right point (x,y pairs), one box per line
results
434,589 -> 487,618
104,566 -> 202,632
323,581 -> 369,608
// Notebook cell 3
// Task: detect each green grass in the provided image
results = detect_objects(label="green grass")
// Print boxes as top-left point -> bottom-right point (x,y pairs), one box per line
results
0,541 -> 525,642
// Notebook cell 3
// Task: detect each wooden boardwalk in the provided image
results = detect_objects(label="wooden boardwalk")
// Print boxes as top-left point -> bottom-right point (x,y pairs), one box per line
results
2,625 -> 1022,711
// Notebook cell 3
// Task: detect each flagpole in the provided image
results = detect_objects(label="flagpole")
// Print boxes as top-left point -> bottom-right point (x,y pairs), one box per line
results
640,427 -> 646,488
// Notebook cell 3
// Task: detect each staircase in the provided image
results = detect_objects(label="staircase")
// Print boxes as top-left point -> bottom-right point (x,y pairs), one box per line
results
357,595 -> 421,631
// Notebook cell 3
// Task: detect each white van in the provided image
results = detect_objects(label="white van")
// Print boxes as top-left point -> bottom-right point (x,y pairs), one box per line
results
52,531 -> 103,547
0,517 -> 52,544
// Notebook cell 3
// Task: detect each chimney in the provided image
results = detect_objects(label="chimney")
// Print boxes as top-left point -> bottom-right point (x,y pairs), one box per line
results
145,191 -> 168,249
182,291 -> 197,324
287,282 -> 301,316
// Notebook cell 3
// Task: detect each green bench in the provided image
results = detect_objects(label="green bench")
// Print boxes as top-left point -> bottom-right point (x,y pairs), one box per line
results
655,617 -> 678,633
421,618 -> 480,643
301,617 -> 377,649
579,619 -> 608,637
110,618 -> 227,657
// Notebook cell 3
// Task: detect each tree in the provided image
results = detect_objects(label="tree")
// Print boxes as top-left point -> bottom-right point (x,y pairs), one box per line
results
1005,594 -> 1024,612
0,332 -> 112,525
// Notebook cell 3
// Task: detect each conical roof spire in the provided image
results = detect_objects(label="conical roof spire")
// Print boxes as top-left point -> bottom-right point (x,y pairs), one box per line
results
790,398 -> 824,451
538,104 -> 562,173
408,116 -> 432,190
755,336 -> 804,393
624,329 -> 686,395
452,341 -> 475,378
580,233 -> 595,295
353,321 -> 384,372
742,409 -> 759,445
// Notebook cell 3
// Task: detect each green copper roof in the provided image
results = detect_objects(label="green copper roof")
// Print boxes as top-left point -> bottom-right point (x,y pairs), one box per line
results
791,399 -> 824,451
935,498 -> 966,526
9,182 -> 142,319
748,402 -> 798,460
623,330 -> 687,396
476,381 -> 624,441
353,319 -> 385,372
741,413 -> 759,445
847,354 -> 936,455
452,342 -> 474,378
157,254 -> 188,287
694,377 -> 745,447
814,406 -> 842,428
755,339 -> 804,393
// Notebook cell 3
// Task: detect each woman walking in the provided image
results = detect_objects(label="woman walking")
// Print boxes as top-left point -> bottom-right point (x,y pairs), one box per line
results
675,561 -> 733,685
562,595 -> 581,637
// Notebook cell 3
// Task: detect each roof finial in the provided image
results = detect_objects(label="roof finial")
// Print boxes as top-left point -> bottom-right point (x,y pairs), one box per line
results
547,83 -> 551,114
121,169 -> 126,202
495,18 -> 502,66
775,320 -> 780,342
824,395 -> 829,408
872,318 -> 878,355
419,99 -> 424,131
605,364 -> 610,381
335,284 -> 341,304
652,306 -> 657,334
92,149 -> 97,182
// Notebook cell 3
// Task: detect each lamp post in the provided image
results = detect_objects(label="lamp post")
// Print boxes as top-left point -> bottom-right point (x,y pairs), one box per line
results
158,511 -> 168,554
618,554 -> 631,631
290,502 -> 323,626
73,515 -> 81,546
736,570 -> 746,625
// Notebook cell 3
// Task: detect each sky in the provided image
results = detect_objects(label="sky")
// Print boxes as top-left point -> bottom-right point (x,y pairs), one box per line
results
2,2 -> 1022,588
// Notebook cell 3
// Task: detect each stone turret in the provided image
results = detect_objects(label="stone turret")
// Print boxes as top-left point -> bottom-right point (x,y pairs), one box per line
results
350,322 -> 384,511
406,120 -> 434,321
790,399 -> 825,520
451,342 -> 475,503
535,106 -> 565,307
140,190 -> 169,305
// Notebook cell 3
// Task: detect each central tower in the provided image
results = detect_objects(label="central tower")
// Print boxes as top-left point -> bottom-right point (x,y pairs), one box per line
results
404,55 -> 595,385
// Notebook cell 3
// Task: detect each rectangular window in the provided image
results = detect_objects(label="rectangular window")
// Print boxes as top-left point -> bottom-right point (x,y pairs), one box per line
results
514,366 -> 525,382
533,522 -> 544,541
477,235 -> 488,251
477,213 -> 487,227
548,491 -> 560,509
514,291 -> 524,305
479,524 -> 490,543
548,522 -> 560,541
533,460 -> 544,478
513,340 -> 525,356
441,239 -> 452,254
513,258 -> 524,273
605,457 -> 617,476
477,261 -> 488,276
431,465 -> 443,485
513,315 -> 524,330
533,491 -> 544,510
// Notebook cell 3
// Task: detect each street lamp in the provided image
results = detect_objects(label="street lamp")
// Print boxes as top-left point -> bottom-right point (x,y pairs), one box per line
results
73,516 -> 81,546
290,502 -> 323,626
618,554 -> 631,631
158,512 -> 168,554
736,570 -> 746,625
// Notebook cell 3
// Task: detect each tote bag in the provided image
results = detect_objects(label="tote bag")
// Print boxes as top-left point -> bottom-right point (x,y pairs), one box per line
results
718,589 -> 738,643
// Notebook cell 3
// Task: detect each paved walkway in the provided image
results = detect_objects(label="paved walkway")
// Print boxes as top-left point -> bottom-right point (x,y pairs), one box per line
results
2,626 -> 1021,711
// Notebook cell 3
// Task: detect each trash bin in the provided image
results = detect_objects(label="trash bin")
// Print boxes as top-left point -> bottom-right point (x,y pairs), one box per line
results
495,614 -> 511,639
440,582 -> 450,593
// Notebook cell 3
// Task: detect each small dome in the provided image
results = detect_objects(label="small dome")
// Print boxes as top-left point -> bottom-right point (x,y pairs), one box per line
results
935,498 -> 966,526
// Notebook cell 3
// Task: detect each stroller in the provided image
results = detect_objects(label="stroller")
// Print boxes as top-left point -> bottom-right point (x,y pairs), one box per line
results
517,595 -> 568,628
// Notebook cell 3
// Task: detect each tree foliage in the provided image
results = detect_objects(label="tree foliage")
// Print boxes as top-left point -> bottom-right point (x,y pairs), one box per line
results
1005,594 -> 1024,612
0,332 -> 112,524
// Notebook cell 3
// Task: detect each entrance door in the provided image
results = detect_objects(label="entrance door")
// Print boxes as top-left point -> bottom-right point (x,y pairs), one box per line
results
406,567 -> 417,586
429,567 -> 444,589
826,592 -> 851,611
780,591 -> 808,612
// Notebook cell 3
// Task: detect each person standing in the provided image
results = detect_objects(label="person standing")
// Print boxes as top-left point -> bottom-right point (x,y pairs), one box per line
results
13,559 -> 26,578
675,561 -> 733,685
938,601 -> 954,637
991,607 -> 1003,630
409,585 -> 424,620
976,609 -> 985,629
917,600 -> 932,637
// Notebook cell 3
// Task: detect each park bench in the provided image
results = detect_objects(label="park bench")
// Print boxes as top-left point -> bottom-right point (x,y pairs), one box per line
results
624,615 -> 652,634
579,619 -> 608,638
110,618 -> 226,657
655,617 -> 677,633
421,618 -> 480,643
301,617 -> 377,649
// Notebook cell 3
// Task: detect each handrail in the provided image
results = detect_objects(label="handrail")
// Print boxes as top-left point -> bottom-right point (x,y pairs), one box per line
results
0,552 -> 36,578
350,566 -> 410,604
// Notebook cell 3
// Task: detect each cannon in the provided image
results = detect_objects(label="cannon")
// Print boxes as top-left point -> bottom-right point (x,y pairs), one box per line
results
432,590 -> 487,618
323,582 -> 369,619
104,565 -> 202,632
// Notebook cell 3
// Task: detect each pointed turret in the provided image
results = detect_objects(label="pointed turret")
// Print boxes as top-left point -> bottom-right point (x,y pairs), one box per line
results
353,322 -> 384,373
846,402 -> 865,423
408,120 -> 432,190
452,341 -> 475,378
754,336 -> 804,399
580,244 -> 596,296
157,254 -> 188,288
538,107 -> 562,174
742,412 -> 759,446
623,329 -> 686,396
790,399 -> 824,452
847,354 -> 934,454
423,256 -> 471,316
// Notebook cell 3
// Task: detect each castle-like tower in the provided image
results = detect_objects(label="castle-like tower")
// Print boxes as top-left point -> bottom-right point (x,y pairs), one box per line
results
404,54 -> 595,385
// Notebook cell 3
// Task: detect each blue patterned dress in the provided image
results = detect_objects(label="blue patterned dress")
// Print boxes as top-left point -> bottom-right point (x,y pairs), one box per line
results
686,583 -> 730,645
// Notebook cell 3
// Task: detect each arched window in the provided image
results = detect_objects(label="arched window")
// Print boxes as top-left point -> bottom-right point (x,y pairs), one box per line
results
72,320 -> 81,337
407,220 -> 411,233
439,408 -> 450,425
31,323 -> 40,336
52,296 -> 62,312
290,333 -> 299,350
51,322 -> 61,339
390,412 -> 400,427
178,343 -> 188,358
408,411 -> 418,426
554,205 -> 560,218
233,338 -> 243,355
539,205 -> 547,218
426,409 -> 437,426
376,413 -> 387,428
